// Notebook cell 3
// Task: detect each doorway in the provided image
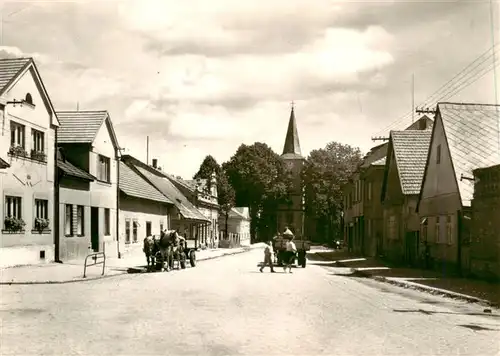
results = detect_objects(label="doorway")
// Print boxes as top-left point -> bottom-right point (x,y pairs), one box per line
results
146,221 -> 152,237
91,207 -> 99,252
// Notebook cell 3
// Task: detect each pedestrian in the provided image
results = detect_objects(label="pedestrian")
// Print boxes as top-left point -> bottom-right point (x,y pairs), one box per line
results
259,241 -> 275,273
282,228 -> 297,273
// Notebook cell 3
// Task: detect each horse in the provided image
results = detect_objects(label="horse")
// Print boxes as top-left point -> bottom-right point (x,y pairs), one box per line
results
156,229 -> 186,271
143,235 -> 160,271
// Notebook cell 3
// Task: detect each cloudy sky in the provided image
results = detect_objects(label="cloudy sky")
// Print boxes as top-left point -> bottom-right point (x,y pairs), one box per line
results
1,0 -> 499,178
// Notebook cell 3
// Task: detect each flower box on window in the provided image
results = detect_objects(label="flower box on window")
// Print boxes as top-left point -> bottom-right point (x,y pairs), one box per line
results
34,217 -> 49,233
4,216 -> 26,232
30,150 -> 47,162
8,145 -> 27,158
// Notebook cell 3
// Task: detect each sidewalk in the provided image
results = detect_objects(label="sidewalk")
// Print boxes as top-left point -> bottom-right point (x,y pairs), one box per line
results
0,243 -> 265,285
312,249 -> 500,308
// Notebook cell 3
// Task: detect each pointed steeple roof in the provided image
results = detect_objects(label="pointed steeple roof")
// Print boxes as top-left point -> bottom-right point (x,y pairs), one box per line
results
281,105 -> 303,159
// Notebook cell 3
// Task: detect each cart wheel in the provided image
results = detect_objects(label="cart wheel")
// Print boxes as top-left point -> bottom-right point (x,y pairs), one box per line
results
189,250 -> 196,267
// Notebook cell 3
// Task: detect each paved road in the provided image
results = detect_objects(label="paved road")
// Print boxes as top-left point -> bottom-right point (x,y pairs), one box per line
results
1,248 -> 499,355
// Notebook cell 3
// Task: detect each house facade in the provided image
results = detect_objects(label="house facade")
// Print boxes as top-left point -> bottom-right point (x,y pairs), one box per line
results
381,130 -> 432,265
167,173 -> 219,248
417,103 -> 500,273
118,159 -> 174,257
121,155 -> 210,247
218,207 -> 251,247
57,148 -> 97,260
343,116 -> 433,257
0,58 -> 60,268
470,164 -> 500,280
56,110 -> 120,258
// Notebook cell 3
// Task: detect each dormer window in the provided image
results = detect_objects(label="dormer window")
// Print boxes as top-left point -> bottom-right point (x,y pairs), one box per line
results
25,93 -> 34,106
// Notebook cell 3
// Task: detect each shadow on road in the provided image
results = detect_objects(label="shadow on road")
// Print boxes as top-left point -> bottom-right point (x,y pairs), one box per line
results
393,308 -> 500,319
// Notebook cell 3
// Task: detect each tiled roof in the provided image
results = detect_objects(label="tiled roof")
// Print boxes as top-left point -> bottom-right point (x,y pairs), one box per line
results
120,162 -> 172,204
438,102 -> 500,206
134,166 -> 210,222
56,110 -> 108,143
391,130 -> 432,195
58,159 -> 95,181
0,58 -> 31,94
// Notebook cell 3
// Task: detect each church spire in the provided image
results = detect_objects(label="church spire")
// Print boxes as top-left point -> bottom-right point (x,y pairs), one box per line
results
282,102 -> 302,157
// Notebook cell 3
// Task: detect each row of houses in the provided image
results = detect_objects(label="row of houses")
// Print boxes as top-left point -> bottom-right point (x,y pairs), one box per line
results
0,57 -> 250,268
343,103 -> 500,280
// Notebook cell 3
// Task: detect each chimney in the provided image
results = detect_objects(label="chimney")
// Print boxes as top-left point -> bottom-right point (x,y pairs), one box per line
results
152,159 -> 158,169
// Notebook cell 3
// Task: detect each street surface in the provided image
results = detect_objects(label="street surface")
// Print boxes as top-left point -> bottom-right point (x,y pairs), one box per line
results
1,248 -> 499,355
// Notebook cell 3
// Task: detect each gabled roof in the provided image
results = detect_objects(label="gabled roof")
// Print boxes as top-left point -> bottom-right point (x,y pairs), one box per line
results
56,110 -> 120,150
382,130 -> 432,199
121,155 -> 210,223
421,102 -> 500,207
229,207 -> 250,220
119,162 -> 172,204
282,106 -> 303,159
0,57 -> 60,127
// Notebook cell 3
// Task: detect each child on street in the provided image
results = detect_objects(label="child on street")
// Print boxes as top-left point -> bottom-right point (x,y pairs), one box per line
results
259,241 -> 275,273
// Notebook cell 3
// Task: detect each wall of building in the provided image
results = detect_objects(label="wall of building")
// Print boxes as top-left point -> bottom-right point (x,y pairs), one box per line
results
470,165 -> 500,280
118,193 -> 170,258
88,122 -> 119,256
0,69 -> 56,267
362,167 -> 385,257
59,176 -> 92,261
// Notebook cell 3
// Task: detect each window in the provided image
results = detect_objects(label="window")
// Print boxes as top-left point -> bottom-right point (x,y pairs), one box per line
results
65,204 -> 73,236
10,121 -> 25,148
76,206 -> 84,236
125,219 -> 131,244
34,199 -> 48,219
5,196 -> 22,219
435,216 -> 442,243
31,129 -> 45,152
436,144 -> 441,164
104,208 -> 110,235
97,155 -> 111,182
421,218 -> 428,242
132,220 -> 138,243
160,222 -> 164,233
446,215 -> 453,245
25,93 -> 33,105
146,221 -> 152,237
367,182 -> 373,201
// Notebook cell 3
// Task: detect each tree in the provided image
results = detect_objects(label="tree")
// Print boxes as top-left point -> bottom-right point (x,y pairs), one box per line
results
223,142 -> 292,242
217,171 -> 236,239
193,155 -> 220,190
302,141 -> 362,242
194,155 -> 235,238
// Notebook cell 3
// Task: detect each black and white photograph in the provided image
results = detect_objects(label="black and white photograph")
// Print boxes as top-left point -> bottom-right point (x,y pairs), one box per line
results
0,0 -> 499,355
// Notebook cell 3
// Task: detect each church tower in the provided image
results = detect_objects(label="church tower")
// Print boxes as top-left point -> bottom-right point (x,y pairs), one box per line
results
277,103 -> 305,237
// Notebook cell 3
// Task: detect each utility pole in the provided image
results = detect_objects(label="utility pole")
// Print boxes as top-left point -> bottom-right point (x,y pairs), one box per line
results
416,107 -> 437,115
412,73 -> 415,123
371,136 -> 389,142
146,136 -> 149,165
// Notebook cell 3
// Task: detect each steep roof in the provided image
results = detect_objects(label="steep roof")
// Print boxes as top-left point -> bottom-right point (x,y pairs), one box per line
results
56,111 -> 120,150
119,162 -> 172,204
229,207 -> 250,220
281,106 -> 303,159
121,156 -> 209,222
0,57 -> 60,126
389,130 -> 432,195
436,102 -> 500,206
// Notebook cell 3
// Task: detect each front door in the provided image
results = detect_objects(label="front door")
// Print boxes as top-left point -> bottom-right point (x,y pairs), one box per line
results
146,221 -> 152,237
91,207 -> 99,252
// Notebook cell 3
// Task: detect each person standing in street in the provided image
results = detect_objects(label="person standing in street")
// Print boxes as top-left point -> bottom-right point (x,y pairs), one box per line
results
285,237 -> 297,273
260,241 -> 275,273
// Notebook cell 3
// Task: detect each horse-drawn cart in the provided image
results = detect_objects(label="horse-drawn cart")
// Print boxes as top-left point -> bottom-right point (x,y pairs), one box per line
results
153,242 -> 197,271
272,230 -> 311,268
144,230 -> 198,272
